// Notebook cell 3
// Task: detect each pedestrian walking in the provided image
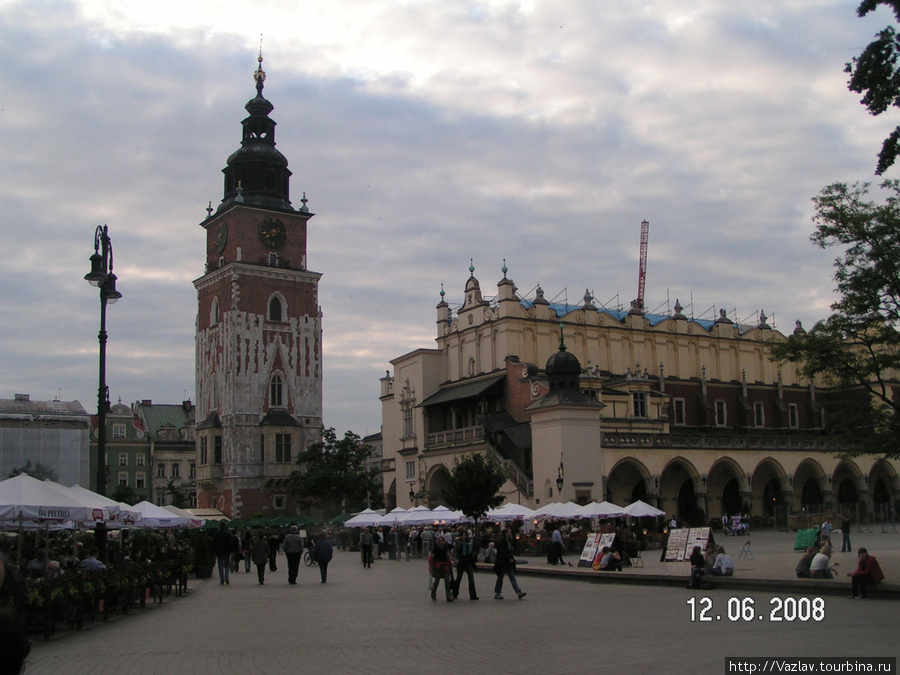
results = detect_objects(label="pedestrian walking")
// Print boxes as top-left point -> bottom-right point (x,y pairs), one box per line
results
251,532 -> 270,585
493,529 -> 525,600
314,533 -> 334,583
360,527 -> 374,568
453,529 -> 479,600
429,536 -> 455,602
212,521 -> 233,585
282,526 -> 304,584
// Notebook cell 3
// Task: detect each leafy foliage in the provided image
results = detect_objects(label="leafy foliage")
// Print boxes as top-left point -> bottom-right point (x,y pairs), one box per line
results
769,181 -> 900,457
846,1 -> 900,174
109,484 -> 140,505
442,453 -> 507,521
287,428 -> 383,516
8,459 -> 57,482
166,479 -> 191,508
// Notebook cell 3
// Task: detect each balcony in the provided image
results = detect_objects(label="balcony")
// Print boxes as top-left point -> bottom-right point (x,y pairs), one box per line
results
426,425 -> 484,449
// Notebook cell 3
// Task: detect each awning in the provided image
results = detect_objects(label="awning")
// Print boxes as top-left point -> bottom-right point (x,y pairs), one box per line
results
418,374 -> 505,408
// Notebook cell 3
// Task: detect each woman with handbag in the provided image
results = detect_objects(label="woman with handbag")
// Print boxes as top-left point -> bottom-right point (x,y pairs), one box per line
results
430,536 -> 455,602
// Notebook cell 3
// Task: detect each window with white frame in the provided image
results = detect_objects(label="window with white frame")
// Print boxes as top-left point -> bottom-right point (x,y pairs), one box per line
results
119,453 -> 128,467
112,423 -> 127,439
171,463 -> 180,478
754,402 -> 765,428
405,460 -> 415,481
157,463 -> 166,478
118,472 -> 128,487
135,472 -> 146,489
136,453 -> 146,467
789,403 -> 799,428
672,398 -> 686,425
715,400 -> 727,426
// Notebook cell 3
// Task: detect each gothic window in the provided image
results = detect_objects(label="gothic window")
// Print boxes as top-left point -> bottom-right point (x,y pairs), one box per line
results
199,437 -> 208,465
269,296 -> 282,322
270,373 -> 284,407
214,436 -> 222,464
789,403 -> 799,428
210,297 -> 219,326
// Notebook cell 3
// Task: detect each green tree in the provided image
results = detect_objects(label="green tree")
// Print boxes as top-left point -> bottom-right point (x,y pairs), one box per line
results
109,483 -> 140,505
166,479 -> 191,508
8,459 -> 57,482
846,1 -> 900,174
769,180 -> 900,458
442,453 -> 506,522
287,428 -> 384,516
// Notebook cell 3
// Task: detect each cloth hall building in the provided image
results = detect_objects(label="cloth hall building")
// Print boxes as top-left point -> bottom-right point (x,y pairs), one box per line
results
379,266 -> 900,527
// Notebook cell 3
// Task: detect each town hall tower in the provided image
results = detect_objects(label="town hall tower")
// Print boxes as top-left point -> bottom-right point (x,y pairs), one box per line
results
193,55 -> 322,518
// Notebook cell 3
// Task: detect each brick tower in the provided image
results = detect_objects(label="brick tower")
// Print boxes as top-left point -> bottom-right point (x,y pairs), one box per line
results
193,54 -> 322,518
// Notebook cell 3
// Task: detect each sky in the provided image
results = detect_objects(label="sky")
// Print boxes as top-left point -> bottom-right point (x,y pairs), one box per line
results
1,0 -> 896,438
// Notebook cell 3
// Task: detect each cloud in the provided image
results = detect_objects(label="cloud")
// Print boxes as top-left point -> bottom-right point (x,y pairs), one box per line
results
0,0 -> 893,435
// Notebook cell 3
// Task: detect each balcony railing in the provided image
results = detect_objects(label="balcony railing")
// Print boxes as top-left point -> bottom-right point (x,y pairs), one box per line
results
426,426 -> 484,448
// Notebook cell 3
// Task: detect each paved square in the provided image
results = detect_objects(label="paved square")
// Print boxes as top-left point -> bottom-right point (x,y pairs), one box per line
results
26,533 -> 900,674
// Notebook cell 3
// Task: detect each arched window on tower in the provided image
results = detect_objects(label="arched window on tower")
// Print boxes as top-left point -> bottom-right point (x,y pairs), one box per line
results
268,296 -> 282,322
210,297 -> 219,326
270,374 -> 284,408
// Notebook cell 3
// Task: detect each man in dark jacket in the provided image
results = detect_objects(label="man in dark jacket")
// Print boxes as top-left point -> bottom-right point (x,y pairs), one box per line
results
313,533 -> 334,583
493,529 -> 526,600
213,522 -> 233,585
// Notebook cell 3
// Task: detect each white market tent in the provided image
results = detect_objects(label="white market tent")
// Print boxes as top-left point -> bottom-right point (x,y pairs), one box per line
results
578,501 -> 627,519
622,499 -> 666,518
375,507 -> 408,526
0,474 -> 113,525
429,505 -> 467,524
485,502 -> 535,521
66,484 -> 142,527
163,504 -> 204,528
533,501 -> 583,520
343,508 -> 384,527
395,506 -> 436,526
129,501 -> 194,529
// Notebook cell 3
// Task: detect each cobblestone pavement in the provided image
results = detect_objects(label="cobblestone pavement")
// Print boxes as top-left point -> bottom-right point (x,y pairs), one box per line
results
26,531 -> 900,675
27,533 -> 900,675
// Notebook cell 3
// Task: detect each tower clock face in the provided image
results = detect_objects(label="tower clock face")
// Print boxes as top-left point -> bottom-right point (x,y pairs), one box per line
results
214,222 -> 228,253
258,217 -> 287,249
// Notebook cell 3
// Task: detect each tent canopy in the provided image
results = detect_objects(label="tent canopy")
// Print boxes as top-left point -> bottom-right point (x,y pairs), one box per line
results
0,474 -> 112,524
622,500 -> 665,518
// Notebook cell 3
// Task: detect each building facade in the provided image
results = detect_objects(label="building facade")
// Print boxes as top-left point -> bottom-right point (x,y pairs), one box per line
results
0,394 -> 90,487
380,266 -> 900,526
93,400 -> 152,502
193,56 -> 323,518
133,400 -> 196,508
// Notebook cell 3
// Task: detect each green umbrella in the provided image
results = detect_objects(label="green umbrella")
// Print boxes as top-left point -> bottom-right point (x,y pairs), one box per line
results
328,512 -> 354,524
248,516 -> 269,527
291,514 -> 317,526
269,516 -> 291,528
228,518 -> 247,529
202,518 -> 226,530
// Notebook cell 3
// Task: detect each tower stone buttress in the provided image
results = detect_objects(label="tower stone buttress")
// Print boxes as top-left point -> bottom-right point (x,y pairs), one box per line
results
193,55 -> 322,518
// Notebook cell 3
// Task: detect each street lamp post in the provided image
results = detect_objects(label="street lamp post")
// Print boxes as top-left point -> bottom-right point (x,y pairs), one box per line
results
84,225 -> 122,498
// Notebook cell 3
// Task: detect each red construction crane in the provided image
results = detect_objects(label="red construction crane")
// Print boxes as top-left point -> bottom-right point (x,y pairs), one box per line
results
636,220 -> 649,310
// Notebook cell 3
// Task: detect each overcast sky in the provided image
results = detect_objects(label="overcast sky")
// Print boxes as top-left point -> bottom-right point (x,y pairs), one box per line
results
1,0 -> 895,437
